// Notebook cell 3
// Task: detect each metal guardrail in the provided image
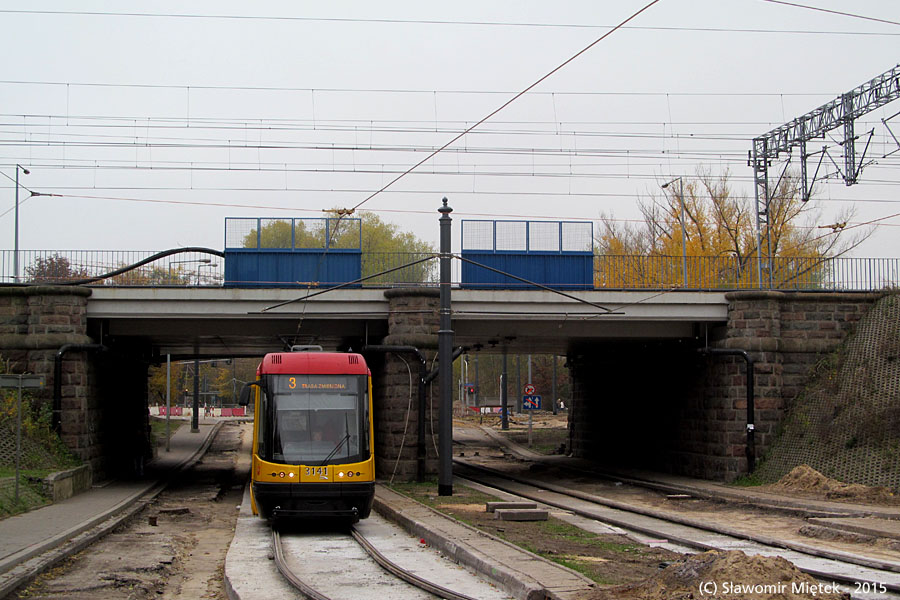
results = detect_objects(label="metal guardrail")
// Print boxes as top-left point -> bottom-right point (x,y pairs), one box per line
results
0,250 -> 897,291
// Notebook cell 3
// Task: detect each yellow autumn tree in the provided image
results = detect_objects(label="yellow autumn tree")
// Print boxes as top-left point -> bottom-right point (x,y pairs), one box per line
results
595,170 -> 868,289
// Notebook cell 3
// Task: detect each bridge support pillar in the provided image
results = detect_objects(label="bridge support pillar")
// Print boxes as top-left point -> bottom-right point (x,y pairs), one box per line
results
0,286 -> 99,468
370,288 -> 440,481
0,286 -> 152,480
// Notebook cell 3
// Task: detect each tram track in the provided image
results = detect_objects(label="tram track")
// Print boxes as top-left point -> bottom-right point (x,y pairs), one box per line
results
453,458 -> 900,599
271,515 -> 511,600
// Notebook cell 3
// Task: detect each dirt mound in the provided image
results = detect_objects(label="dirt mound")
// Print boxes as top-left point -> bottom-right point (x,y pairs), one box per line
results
767,465 -> 897,504
585,550 -> 848,600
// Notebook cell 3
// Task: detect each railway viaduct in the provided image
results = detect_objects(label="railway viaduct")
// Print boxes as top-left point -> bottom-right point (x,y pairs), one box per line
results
0,284 -> 884,483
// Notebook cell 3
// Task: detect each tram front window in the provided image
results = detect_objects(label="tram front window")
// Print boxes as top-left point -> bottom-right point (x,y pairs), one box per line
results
270,375 -> 364,465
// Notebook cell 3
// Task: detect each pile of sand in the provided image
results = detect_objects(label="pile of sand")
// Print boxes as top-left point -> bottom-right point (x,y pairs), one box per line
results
587,550 -> 849,600
768,465 -> 897,504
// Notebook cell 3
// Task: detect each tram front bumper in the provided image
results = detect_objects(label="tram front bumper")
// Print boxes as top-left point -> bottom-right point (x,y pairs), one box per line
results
253,481 -> 374,520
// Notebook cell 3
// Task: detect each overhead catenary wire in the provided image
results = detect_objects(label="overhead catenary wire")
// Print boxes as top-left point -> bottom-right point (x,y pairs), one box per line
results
1,9 -> 898,35
759,0 -> 900,27
346,0 -> 665,214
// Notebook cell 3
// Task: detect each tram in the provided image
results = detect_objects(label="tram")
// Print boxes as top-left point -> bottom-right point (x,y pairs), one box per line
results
239,346 -> 375,521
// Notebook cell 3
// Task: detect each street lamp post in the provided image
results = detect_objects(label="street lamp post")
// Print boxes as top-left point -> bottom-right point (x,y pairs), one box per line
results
197,262 -> 218,285
13,165 -> 30,283
662,177 -> 687,288
168,258 -> 211,284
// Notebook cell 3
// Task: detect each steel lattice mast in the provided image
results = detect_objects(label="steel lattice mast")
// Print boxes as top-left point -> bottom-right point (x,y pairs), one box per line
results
750,64 -> 900,287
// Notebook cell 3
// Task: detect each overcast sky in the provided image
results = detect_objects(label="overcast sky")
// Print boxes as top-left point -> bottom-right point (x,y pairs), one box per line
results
1,0 -> 898,260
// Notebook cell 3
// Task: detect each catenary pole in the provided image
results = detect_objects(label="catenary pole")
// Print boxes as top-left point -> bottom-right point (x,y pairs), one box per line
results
438,198 -> 454,496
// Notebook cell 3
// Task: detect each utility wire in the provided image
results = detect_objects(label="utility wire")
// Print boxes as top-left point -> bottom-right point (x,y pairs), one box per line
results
0,80 -> 867,96
1,9 -> 896,34
759,0 -> 900,27
348,0 -> 663,213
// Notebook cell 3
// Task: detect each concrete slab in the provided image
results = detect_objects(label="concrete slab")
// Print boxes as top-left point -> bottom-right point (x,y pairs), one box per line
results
495,509 -> 549,521
486,501 -> 538,513
809,517 -> 900,542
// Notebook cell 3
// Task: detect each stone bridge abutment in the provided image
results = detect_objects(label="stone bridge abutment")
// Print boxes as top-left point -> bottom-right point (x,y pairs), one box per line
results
568,290 -> 882,481
1,286 -> 150,479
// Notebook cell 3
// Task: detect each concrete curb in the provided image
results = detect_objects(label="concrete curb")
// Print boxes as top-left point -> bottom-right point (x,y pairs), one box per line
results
0,421 -> 223,599
373,485 -> 594,600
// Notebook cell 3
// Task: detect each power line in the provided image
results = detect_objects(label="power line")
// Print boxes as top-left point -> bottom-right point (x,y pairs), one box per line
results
0,8 -> 896,35
759,0 -> 900,27
4,190 -> 897,231
2,185 -> 897,204
348,0 -> 664,213
0,79 -> 856,96
3,159 -> 899,184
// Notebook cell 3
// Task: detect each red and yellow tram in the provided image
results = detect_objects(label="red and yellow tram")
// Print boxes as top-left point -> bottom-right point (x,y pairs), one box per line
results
240,347 -> 375,521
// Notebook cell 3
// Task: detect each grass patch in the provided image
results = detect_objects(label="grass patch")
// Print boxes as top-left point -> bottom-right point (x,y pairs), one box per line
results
0,477 -> 49,518
730,472 -> 765,487
149,416 -> 182,446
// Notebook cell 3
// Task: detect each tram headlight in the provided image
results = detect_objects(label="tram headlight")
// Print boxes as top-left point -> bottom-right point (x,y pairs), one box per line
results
338,471 -> 345,478
279,471 -> 285,478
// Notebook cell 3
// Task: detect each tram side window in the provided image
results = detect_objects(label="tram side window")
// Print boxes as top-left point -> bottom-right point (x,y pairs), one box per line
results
257,387 -> 267,458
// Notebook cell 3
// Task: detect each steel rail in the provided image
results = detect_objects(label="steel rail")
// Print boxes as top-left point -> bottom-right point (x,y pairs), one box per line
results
350,526 -> 481,600
273,525 -> 482,600
454,460 -> 900,594
271,529 -> 331,600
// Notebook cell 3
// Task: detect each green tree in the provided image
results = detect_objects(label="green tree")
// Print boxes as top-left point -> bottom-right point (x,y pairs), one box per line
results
242,211 -> 436,284
148,358 -> 260,407
25,254 -> 89,283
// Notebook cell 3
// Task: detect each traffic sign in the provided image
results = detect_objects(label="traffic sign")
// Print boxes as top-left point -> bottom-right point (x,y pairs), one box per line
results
523,383 -> 535,395
522,395 -> 541,410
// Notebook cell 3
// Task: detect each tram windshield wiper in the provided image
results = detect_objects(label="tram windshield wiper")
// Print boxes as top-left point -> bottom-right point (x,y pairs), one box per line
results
322,413 -> 351,464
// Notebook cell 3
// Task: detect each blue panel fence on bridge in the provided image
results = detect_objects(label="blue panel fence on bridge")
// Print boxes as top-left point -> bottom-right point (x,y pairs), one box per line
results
460,220 -> 594,290
224,217 -> 362,288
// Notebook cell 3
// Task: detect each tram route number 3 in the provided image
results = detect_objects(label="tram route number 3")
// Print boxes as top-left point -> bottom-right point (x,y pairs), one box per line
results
523,395 -> 542,410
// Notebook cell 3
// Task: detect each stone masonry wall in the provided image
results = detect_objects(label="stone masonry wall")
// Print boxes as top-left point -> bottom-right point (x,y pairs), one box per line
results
569,291 -> 881,482
371,288 -> 440,480
675,291 -> 880,481
0,286 -> 98,468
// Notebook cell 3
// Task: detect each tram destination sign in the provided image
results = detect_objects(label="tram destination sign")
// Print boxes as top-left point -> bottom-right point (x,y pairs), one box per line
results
0,375 -> 46,389
522,395 -> 542,410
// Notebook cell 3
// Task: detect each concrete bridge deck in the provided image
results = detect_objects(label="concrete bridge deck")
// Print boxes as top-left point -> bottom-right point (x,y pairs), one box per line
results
85,287 -> 729,356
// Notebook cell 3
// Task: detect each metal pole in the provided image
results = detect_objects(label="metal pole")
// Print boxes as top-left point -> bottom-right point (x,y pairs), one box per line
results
679,177 -> 687,288
15,377 -> 22,503
191,358 -> 200,433
438,198 -> 454,496
500,350 -> 509,431
14,168 -> 19,283
552,356 -> 558,416
473,354 -> 479,408
527,355 -> 533,447
166,354 -> 171,452
516,355 -> 522,413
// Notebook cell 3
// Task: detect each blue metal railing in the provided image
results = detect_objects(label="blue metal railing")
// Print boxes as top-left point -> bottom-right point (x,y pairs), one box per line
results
1,250 -> 897,291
